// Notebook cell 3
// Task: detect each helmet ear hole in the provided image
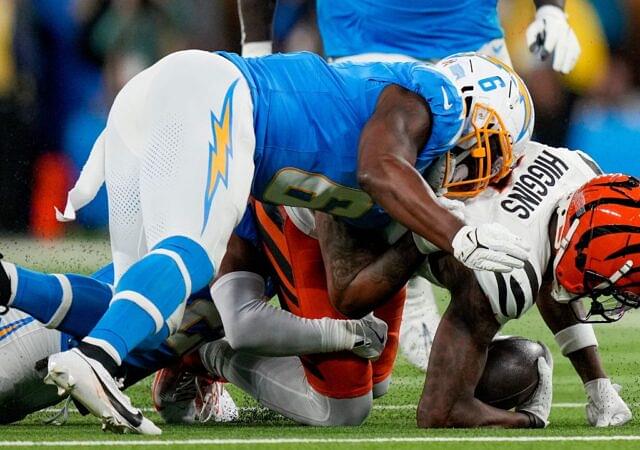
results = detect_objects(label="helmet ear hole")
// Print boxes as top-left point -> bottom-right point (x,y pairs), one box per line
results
575,252 -> 586,271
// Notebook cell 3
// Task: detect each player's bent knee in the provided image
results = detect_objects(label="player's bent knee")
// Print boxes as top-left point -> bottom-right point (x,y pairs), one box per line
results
373,377 -> 391,399
324,396 -> 372,426
152,236 -> 214,292
113,236 -> 213,335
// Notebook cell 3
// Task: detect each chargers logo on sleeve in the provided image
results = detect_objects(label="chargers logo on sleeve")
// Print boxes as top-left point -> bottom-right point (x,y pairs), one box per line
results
202,79 -> 239,233
0,316 -> 34,341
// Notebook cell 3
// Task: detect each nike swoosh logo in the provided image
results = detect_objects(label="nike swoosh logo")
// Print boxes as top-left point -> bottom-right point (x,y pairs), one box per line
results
89,363 -> 143,428
441,86 -> 452,110
372,327 -> 385,345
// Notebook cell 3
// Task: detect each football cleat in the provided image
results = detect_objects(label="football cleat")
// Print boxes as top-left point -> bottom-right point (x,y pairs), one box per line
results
0,255 -> 12,314
352,314 -> 388,360
44,349 -> 161,435
153,358 -> 238,424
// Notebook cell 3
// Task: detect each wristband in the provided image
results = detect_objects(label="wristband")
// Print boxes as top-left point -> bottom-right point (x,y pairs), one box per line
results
554,323 -> 598,356
242,41 -> 273,57
521,410 -> 546,429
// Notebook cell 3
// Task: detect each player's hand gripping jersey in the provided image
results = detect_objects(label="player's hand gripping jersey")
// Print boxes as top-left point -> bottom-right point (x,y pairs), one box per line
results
219,51 -> 464,228
421,142 -> 601,323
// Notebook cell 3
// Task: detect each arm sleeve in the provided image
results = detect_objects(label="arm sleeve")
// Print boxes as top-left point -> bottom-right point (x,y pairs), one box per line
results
212,271 -> 358,355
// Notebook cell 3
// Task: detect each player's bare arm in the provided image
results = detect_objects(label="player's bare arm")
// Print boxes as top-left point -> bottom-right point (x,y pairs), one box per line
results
416,256 -> 536,428
237,0 -> 276,55
315,212 -> 424,318
358,85 -> 464,253
534,213 -> 607,382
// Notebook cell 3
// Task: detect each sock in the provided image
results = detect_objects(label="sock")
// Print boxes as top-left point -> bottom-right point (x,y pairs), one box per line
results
86,236 -> 214,363
8,265 -> 113,336
77,341 -> 120,377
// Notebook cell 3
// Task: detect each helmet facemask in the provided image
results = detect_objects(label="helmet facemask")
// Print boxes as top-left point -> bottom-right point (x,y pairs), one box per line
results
557,261 -> 639,323
442,103 -> 513,199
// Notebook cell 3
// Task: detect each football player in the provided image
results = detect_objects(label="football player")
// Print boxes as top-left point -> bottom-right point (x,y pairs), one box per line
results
238,0 -> 581,372
0,234 -> 387,425
239,0 -> 580,71
7,49 -> 531,434
411,145 -> 633,428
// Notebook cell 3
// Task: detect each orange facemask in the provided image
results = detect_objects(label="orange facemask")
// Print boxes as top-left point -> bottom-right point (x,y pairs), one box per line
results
442,103 -> 513,199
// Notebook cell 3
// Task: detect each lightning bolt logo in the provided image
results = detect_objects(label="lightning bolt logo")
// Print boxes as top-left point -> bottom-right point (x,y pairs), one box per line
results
0,317 -> 34,341
202,79 -> 239,233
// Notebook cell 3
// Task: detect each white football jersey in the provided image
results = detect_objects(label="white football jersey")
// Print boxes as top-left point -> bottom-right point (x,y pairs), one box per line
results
447,142 -> 600,323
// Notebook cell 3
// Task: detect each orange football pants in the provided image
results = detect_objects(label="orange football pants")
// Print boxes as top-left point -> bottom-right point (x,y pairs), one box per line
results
253,201 -> 405,399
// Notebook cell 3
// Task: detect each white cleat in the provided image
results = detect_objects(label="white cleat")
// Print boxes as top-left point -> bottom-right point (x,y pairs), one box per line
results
399,276 -> 441,372
352,314 -> 388,360
153,365 -> 238,424
44,349 -> 161,435
197,378 -> 239,423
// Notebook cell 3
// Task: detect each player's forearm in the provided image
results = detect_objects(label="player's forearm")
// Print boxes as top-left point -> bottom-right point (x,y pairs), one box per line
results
212,271 -> 362,356
419,300 -> 535,428
237,0 -> 275,43
418,397 -> 531,428
358,155 -> 463,253
335,233 -> 424,318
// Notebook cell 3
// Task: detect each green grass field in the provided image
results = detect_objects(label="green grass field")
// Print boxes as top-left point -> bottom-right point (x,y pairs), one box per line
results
1,236 -> 640,449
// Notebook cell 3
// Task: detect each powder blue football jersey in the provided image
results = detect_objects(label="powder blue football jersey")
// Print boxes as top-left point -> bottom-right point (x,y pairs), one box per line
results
219,51 -> 464,228
317,0 -> 503,60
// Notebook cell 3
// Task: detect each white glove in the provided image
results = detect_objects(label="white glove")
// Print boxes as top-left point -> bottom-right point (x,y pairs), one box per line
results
413,197 -> 466,254
585,378 -> 632,427
451,223 -> 530,273
517,346 -> 554,428
526,5 -> 581,74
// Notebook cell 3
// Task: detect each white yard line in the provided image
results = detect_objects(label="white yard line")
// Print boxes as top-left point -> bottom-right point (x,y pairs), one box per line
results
42,403 -> 588,415
3,436 -> 640,446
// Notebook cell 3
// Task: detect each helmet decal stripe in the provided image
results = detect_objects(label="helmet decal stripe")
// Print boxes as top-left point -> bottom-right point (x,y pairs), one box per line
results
576,225 -> 640,250
606,243 -> 640,261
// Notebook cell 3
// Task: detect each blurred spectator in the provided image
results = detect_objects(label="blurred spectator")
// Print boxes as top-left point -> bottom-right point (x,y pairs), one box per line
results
501,0 -> 640,176
5,0 -> 640,235
0,0 -> 40,231
567,54 -> 640,176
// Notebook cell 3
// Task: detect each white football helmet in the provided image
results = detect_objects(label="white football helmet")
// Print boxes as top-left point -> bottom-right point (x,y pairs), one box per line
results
433,53 -> 535,198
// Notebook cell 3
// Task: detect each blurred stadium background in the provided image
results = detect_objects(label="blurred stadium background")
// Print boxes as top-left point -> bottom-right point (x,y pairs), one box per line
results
0,0 -> 639,240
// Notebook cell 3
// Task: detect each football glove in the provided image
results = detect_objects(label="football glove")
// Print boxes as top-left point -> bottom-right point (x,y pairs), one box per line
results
516,345 -> 554,428
450,223 -> 530,273
585,378 -> 632,427
526,5 -> 581,74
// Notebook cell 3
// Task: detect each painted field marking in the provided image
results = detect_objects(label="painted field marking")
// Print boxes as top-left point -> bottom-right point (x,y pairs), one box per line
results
42,402 -> 589,415
3,436 -> 640,446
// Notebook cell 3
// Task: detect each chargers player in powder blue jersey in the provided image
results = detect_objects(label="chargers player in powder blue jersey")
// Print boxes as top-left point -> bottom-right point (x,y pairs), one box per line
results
239,0 -> 580,72
237,0 -> 579,374
220,51 -> 465,228
4,49 -> 531,434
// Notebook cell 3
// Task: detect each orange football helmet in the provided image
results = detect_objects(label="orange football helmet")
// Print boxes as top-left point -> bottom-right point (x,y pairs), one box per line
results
553,174 -> 640,322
